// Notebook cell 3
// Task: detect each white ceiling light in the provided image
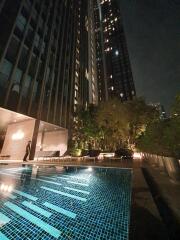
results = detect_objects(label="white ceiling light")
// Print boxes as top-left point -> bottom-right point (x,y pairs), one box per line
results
12,130 -> 24,140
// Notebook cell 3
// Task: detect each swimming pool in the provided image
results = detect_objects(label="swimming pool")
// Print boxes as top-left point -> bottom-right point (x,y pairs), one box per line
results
0,165 -> 132,240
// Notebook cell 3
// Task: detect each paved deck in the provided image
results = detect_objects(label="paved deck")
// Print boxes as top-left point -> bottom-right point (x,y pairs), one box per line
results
143,165 -> 180,239
130,169 -> 168,240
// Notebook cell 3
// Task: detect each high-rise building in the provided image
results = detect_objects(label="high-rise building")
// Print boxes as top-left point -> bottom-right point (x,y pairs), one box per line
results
0,0 -> 135,160
0,0 -> 90,159
87,0 -> 98,105
94,0 -> 136,102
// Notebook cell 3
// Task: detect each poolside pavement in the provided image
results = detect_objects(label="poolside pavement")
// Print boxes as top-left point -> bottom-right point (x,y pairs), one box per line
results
142,164 -> 180,240
130,168 -> 168,240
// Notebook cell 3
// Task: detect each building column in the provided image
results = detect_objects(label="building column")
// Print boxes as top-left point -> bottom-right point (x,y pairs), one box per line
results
29,119 -> 40,160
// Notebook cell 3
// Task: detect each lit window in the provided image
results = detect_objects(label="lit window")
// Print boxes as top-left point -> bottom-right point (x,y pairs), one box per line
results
16,14 -> 27,32
1,59 -> 13,78
115,50 -> 119,56
14,68 -> 23,83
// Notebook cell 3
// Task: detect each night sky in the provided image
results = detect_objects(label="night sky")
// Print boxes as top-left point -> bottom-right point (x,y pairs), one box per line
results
118,0 -> 180,111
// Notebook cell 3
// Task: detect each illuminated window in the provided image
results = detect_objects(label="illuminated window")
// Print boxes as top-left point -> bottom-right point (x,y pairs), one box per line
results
115,50 -> 119,56
1,59 -> 13,78
16,14 -> 27,32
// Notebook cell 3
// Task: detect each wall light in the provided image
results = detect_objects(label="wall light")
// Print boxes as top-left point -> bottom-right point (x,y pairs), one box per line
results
0,183 -> 13,193
133,152 -> 142,159
12,130 -> 24,140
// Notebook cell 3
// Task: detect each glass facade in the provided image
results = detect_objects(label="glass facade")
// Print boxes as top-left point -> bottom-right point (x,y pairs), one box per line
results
94,0 -> 136,101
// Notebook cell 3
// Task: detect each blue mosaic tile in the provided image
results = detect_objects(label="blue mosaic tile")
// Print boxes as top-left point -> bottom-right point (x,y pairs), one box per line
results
0,165 -> 132,240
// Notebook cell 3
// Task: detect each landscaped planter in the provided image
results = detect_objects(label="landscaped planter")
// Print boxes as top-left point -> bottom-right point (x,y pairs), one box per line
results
145,153 -> 157,166
163,157 -> 180,181
152,154 -> 159,167
148,154 -> 154,165
157,156 -> 167,173
143,153 -> 149,163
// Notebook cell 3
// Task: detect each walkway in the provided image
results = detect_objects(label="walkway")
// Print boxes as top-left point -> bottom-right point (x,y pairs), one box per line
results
130,169 -> 168,240
142,164 -> 180,239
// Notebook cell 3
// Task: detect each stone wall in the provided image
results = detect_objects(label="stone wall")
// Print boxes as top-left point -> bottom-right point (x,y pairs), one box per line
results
36,130 -> 68,156
1,119 -> 35,160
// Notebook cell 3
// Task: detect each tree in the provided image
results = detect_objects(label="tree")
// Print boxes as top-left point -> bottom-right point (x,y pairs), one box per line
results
70,104 -> 102,154
124,97 -> 158,147
171,93 -> 180,116
136,120 -> 169,155
96,97 -> 158,150
136,94 -> 180,158
167,93 -> 180,158
96,98 -> 129,150
70,97 -> 158,153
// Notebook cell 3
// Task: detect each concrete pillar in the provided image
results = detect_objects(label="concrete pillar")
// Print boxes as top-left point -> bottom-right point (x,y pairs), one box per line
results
29,119 -> 40,160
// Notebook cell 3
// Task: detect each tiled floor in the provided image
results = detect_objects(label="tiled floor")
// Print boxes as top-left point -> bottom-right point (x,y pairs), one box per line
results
0,165 -> 132,240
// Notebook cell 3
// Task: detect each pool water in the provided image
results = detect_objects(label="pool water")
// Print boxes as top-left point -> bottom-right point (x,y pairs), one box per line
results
0,165 -> 132,240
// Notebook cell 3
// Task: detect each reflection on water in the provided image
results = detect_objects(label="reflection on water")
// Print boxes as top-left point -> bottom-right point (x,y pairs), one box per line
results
20,165 -> 32,185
